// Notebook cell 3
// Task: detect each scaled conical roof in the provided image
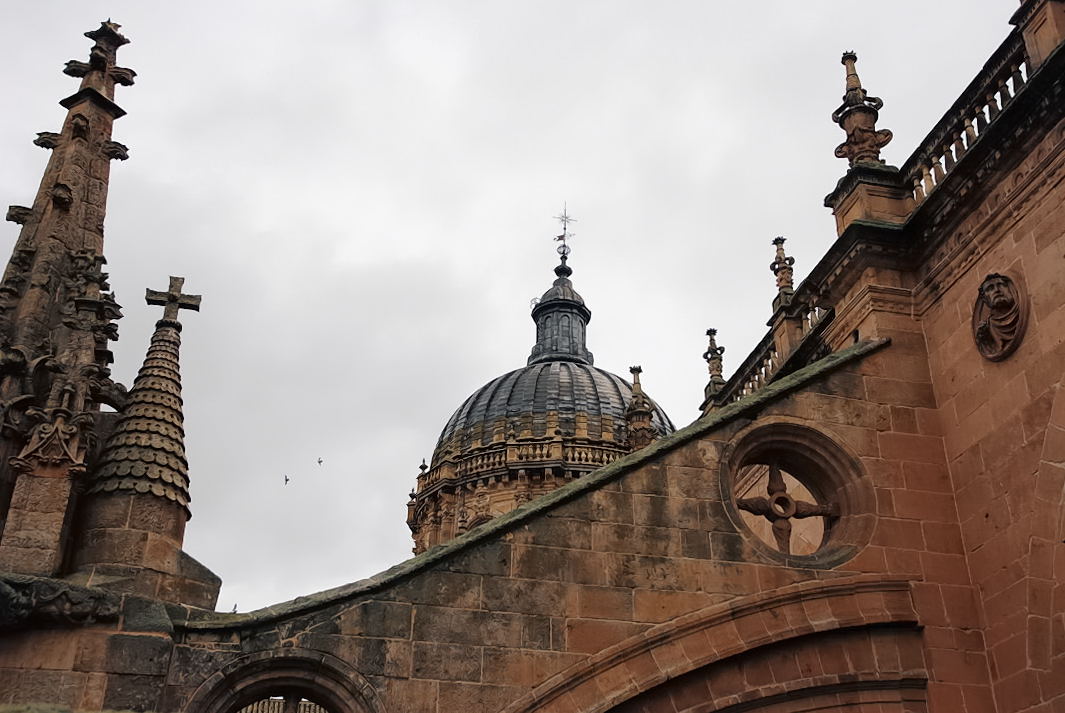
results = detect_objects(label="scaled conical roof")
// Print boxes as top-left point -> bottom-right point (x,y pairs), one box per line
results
87,321 -> 190,514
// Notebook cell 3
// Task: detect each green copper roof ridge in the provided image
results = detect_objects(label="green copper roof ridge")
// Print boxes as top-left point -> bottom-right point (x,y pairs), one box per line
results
179,337 -> 889,629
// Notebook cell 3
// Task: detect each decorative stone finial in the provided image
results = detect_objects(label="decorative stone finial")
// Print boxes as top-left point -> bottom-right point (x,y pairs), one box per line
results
625,365 -> 656,452
627,366 -> 651,410
770,236 -> 795,296
703,329 -> 726,398
832,52 -> 893,166
146,276 -> 201,330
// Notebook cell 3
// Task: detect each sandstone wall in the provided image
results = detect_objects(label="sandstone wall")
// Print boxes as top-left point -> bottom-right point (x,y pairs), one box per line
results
920,113 -> 1065,712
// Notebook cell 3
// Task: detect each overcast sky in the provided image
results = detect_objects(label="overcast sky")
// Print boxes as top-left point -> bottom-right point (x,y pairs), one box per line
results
1,2 -> 1012,611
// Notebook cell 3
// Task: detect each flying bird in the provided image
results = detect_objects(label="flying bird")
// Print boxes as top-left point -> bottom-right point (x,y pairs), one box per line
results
284,475 -> 289,485
317,458 -> 323,466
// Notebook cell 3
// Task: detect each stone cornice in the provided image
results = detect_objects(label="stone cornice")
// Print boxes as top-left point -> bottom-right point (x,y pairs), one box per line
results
823,163 -> 906,210
823,284 -> 915,349
796,220 -> 909,307
58,86 -> 126,119
1011,0 -> 1063,28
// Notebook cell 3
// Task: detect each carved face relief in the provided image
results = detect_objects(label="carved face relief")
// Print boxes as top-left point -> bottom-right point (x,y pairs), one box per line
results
972,273 -> 1027,362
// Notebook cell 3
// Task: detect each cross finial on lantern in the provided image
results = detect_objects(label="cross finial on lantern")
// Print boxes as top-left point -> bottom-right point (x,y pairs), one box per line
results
145,276 -> 201,327
553,202 -> 577,261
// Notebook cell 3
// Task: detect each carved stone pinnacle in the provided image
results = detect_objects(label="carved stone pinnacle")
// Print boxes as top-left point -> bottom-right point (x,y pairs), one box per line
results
831,52 -> 893,166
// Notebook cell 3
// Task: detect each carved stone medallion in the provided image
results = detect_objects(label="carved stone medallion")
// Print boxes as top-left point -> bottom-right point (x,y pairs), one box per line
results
971,273 -> 1028,362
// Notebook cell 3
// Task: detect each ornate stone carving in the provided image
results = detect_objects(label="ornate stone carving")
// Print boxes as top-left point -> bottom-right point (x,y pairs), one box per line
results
51,183 -> 73,210
972,273 -> 1028,361
0,573 -> 120,631
110,66 -> 137,86
102,140 -> 129,160
832,52 -> 893,166
62,59 -> 92,78
703,328 -> 726,398
83,364 -> 129,411
0,344 -> 40,440
625,366 -> 657,452
770,237 -> 795,295
736,462 -> 839,555
11,398 -> 97,475
5,206 -> 32,225
0,342 -> 29,379
33,132 -> 61,149
71,114 -> 90,140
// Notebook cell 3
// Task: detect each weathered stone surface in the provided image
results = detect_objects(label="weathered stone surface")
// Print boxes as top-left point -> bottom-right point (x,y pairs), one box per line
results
4,14 -> 1065,713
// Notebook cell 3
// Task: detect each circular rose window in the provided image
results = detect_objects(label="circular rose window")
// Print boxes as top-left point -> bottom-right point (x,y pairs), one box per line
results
722,422 -> 872,565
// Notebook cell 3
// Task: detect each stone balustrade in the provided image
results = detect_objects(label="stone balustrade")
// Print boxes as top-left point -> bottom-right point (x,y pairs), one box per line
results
901,31 -> 1028,205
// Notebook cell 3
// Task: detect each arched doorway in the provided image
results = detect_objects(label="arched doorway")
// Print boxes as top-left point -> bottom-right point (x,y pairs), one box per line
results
186,649 -> 381,713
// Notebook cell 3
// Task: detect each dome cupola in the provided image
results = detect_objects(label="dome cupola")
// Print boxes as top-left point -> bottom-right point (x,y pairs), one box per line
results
407,209 -> 674,553
527,255 -> 594,366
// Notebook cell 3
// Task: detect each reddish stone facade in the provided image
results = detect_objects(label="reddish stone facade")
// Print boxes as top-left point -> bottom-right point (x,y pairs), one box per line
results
2,3 -> 1065,713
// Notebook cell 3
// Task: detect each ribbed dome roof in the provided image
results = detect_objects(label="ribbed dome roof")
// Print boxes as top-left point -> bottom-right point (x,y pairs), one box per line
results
434,359 -> 674,461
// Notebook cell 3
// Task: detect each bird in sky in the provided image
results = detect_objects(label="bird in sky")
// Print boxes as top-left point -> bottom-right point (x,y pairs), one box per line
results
284,475 -> 290,485
317,458 -> 323,466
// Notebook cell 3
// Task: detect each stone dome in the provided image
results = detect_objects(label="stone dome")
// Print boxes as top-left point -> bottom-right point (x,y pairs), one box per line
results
432,361 -> 675,463
408,249 -> 676,553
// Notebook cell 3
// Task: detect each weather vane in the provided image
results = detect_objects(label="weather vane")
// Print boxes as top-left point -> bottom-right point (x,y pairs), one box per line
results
553,202 -> 576,258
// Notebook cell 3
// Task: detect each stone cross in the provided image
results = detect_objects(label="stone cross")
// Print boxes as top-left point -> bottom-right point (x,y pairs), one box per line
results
145,276 -> 200,322
736,462 -> 838,555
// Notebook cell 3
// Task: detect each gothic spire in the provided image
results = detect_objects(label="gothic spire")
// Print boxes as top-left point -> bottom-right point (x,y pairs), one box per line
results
528,206 -> 594,365
1,20 -> 132,361
0,23 -> 134,576
86,278 -> 200,515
